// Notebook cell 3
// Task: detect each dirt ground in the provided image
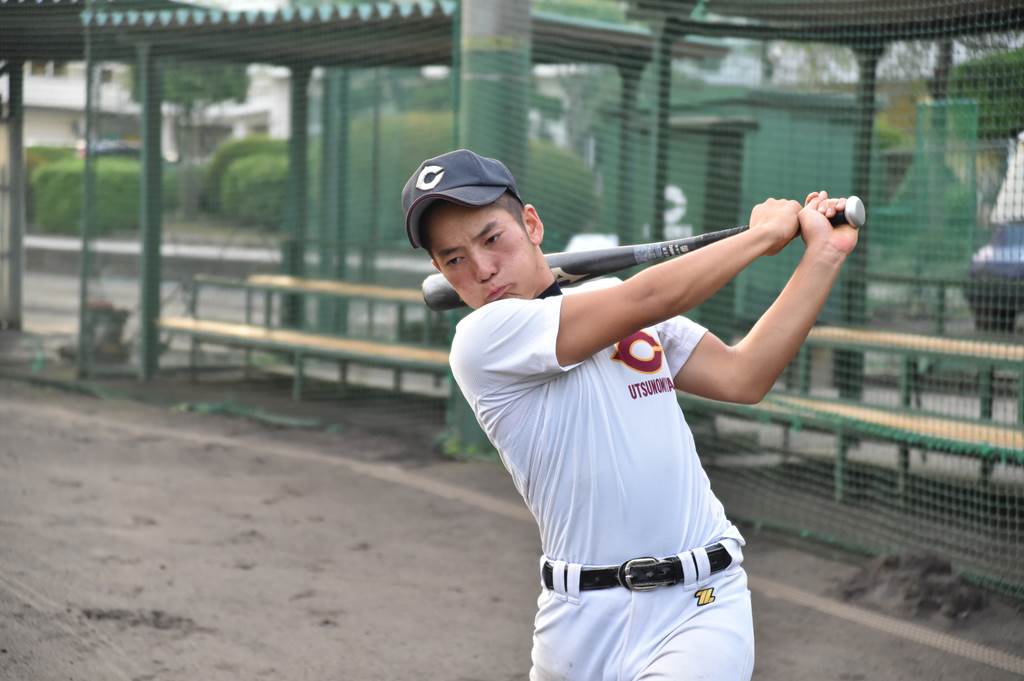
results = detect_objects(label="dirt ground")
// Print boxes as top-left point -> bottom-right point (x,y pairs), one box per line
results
1,375 -> 1022,681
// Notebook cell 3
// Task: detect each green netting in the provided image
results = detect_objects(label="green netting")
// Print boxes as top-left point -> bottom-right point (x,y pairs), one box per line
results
4,0 -> 1022,596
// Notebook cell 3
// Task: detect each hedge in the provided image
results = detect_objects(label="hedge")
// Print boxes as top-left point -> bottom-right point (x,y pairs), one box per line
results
26,146 -> 76,222
219,153 -> 288,228
326,111 -> 597,250
204,135 -> 287,212
30,158 -> 178,235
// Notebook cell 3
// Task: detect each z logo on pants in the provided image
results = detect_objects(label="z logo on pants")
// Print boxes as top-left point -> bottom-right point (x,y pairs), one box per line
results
694,588 -> 715,606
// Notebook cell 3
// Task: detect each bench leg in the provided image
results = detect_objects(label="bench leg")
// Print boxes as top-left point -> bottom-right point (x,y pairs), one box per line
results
980,456 -> 994,490
293,353 -> 305,401
338,361 -> 348,389
980,365 -> 994,420
189,338 -> 199,383
834,432 -> 849,503
393,368 -> 402,393
798,347 -> 811,394
897,445 -> 910,507
899,357 -> 913,408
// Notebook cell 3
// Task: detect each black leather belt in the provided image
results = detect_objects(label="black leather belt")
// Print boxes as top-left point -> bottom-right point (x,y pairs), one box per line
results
543,543 -> 732,592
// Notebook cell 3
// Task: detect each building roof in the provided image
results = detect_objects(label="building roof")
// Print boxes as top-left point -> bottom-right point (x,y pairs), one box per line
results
0,0 -> 192,61
1,0 -> 726,67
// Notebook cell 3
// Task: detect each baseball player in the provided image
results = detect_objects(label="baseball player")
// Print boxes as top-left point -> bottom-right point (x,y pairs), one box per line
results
401,149 -> 859,681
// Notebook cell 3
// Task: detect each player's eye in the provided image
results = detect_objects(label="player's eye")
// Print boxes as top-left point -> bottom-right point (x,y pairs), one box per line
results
485,232 -> 501,245
445,256 -> 463,267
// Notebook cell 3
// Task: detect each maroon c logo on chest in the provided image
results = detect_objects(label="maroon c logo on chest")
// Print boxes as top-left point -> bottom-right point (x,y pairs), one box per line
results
611,331 -> 664,374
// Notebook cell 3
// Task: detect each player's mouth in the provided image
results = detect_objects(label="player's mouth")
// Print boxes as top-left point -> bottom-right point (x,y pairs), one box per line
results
485,284 -> 511,302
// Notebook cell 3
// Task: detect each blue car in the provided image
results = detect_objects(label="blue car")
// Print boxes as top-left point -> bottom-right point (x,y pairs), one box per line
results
965,222 -> 1024,332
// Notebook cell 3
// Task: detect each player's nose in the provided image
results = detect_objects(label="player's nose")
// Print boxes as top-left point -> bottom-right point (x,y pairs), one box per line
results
469,252 -> 497,283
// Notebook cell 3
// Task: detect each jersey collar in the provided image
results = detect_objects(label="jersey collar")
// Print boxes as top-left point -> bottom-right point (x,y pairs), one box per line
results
536,279 -> 563,299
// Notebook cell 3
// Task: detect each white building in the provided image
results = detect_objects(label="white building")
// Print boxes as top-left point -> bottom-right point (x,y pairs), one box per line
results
20,59 -> 291,157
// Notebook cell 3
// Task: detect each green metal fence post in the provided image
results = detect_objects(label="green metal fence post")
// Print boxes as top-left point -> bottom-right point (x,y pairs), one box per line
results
2,59 -> 24,332
836,42 -> 882,400
321,68 -> 349,333
451,0 -> 462,145
616,62 -> 642,245
362,68 -> 383,282
283,64 -> 311,328
77,25 -> 97,378
137,43 -> 163,381
649,18 -> 678,243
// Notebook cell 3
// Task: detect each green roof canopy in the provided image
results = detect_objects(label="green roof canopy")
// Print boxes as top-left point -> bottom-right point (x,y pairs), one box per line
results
1,0 -> 727,67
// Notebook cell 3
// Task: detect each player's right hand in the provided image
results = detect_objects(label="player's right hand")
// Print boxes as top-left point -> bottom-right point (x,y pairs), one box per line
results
749,198 -> 802,256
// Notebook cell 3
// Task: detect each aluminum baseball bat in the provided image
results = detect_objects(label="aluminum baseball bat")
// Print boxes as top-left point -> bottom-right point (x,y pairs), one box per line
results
422,195 -> 865,312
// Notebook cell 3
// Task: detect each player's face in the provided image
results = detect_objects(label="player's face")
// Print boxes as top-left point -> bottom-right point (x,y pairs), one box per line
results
426,201 -> 552,309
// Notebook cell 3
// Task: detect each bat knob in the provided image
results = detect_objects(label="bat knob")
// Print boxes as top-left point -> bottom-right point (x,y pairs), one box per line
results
832,195 -> 866,229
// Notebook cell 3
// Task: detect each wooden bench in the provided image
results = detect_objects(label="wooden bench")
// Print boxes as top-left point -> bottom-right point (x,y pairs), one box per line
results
158,274 -> 450,398
799,325 -> 1024,423
681,324 -> 1024,500
680,392 -> 1024,501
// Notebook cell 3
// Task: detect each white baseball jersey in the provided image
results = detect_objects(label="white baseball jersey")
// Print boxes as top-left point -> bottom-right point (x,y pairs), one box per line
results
449,278 -> 744,566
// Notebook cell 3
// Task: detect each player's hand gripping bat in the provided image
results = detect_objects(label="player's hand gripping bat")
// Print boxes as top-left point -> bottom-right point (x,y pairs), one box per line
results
421,196 -> 865,311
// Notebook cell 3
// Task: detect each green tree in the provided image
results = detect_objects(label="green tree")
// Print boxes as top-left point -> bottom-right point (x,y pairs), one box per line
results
950,46 -> 1024,140
133,62 -> 249,218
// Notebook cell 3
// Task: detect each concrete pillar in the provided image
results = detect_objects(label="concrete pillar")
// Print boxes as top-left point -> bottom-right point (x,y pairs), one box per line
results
137,44 -> 163,381
444,0 -> 532,455
0,60 -> 24,331
283,64 -> 311,328
458,0 -> 531,179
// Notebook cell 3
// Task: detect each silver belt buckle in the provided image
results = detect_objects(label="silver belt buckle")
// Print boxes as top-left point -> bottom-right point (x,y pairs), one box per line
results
618,556 -> 673,591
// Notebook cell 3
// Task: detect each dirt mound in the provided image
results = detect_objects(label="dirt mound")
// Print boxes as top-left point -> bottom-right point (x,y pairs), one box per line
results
837,552 -> 988,621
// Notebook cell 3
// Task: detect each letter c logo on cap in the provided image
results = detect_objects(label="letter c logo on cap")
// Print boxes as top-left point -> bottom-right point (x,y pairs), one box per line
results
416,165 -> 445,191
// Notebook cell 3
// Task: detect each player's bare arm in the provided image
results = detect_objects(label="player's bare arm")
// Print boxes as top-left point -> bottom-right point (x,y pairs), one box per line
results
674,190 -> 860,403
554,198 -> 803,366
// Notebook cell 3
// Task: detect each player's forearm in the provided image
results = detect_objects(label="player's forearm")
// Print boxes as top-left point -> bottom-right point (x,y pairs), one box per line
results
731,242 -> 847,400
622,227 -> 776,325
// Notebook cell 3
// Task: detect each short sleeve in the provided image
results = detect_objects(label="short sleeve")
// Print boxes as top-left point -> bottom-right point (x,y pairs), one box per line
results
655,314 -> 708,378
449,296 -> 580,405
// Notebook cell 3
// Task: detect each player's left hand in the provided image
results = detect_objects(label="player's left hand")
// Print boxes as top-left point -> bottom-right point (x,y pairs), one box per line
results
799,190 -> 859,258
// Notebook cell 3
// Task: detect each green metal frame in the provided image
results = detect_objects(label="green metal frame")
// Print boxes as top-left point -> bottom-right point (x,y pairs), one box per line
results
137,42 -> 163,380
283,64 -> 311,329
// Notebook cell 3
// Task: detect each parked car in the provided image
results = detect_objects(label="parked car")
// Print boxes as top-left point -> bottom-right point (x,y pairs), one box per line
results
76,139 -> 141,159
964,222 -> 1024,332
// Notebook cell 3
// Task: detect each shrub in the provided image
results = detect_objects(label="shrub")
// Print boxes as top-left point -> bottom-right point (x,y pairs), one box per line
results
522,140 -> 596,252
336,111 -> 596,250
30,158 -> 179,235
219,153 -> 289,228
32,158 -> 138,235
205,135 -> 287,212
26,146 -> 76,222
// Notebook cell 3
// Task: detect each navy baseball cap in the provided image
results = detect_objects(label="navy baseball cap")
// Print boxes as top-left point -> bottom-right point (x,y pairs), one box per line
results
402,149 -> 523,249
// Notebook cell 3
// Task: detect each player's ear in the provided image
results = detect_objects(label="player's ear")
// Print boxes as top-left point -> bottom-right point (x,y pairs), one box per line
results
523,204 -> 544,247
